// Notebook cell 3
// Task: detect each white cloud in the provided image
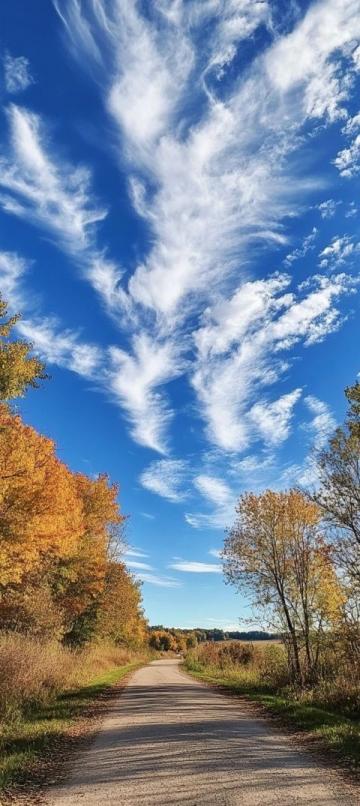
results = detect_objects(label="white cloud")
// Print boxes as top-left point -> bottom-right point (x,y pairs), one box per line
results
284,228 -> 318,266
303,395 -> 336,448
169,561 -> 222,573
4,53 -> 33,94
209,548 -> 222,558
135,571 -> 182,588
0,250 -> 102,379
125,546 -> 149,558
9,0 -> 360,461
280,395 -> 336,488
107,336 -> 183,453
18,317 -> 102,378
317,199 -> 339,219
186,475 -> 235,530
56,0 -> 360,327
0,105 -> 107,254
343,112 -> 360,136
192,273 -> 353,452
126,560 -> 153,571
194,475 -> 233,507
0,251 -> 28,307
140,459 -> 188,502
248,389 -> 302,446
334,133 -> 360,177
319,235 -> 359,268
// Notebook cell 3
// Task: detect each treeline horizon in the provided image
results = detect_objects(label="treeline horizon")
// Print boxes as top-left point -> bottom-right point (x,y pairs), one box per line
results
149,626 -> 277,641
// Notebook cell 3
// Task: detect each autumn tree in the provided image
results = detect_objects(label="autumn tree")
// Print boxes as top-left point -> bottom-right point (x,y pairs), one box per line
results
0,405 -> 83,589
223,489 -> 343,686
96,562 -> 147,646
0,295 -> 46,401
310,382 -> 360,587
54,474 -> 124,646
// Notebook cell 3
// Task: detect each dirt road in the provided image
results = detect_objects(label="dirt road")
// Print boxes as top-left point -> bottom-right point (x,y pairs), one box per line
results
48,659 -> 358,805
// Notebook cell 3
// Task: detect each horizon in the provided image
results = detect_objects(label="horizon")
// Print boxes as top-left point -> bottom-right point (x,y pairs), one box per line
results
0,0 -> 359,627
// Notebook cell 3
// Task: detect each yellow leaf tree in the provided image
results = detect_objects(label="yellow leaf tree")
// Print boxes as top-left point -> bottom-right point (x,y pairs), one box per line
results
224,489 -> 344,685
0,295 -> 46,401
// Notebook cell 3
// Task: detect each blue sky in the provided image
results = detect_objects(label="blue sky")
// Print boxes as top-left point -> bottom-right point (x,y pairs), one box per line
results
0,0 -> 359,630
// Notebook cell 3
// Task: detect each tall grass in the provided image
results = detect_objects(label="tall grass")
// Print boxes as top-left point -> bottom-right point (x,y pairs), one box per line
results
185,640 -> 360,717
185,640 -> 360,765
0,633 -> 145,727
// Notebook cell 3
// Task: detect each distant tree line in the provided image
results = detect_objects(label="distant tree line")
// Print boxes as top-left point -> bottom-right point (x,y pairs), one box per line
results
149,626 -> 276,646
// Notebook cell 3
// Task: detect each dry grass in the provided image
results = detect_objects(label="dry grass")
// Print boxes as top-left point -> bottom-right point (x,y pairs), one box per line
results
0,633 -> 149,791
0,633 -> 145,725
185,640 -> 360,767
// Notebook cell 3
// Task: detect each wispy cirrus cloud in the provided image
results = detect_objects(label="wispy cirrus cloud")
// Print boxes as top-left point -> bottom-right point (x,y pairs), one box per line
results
135,571 -> 182,588
185,474 -> 235,530
125,546 -> 149,558
0,250 -> 102,378
126,560 -> 153,571
140,459 -> 189,501
3,0 -> 359,466
192,272 -> 354,453
169,560 -> 222,574
0,105 -> 107,253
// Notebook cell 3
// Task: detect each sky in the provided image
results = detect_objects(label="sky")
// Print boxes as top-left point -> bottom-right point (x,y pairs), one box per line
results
0,0 -> 359,631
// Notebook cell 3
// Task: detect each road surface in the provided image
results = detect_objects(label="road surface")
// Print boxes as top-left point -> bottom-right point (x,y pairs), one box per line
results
48,659 -> 358,805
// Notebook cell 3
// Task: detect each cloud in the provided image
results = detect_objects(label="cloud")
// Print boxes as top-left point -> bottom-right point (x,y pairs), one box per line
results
4,53 -> 33,94
319,235 -> 360,268
0,251 -> 28,307
194,475 -> 233,507
0,105 -> 107,254
107,336 -> 183,453
284,228 -> 318,266
126,560 -> 153,571
192,272 -> 354,452
140,459 -> 189,501
0,250 -> 102,378
124,546 -> 149,558
10,0 -> 360,461
209,548 -> 222,558
135,571 -> 182,588
248,389 -> 302,445
303,395 -> 336,448
334,134 -> 360,177
186,474 -> 235,530
56,0 -> 360,326
281,396 -> 336,487
317,199 -> 339,219
18,317 -> 102,378
169,561 -> 222,574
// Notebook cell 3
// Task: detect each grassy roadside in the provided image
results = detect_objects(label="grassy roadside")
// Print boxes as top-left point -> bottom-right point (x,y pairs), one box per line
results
0,660 -> 143,794
183,662 -> 360,770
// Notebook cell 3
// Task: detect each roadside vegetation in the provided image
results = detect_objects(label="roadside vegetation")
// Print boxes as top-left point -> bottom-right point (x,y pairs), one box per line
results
0,295 -> 150,791
186,381 -> 360,768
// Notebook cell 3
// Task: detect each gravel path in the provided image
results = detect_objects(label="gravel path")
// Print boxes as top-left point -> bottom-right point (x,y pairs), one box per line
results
47,659 -> 359,805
